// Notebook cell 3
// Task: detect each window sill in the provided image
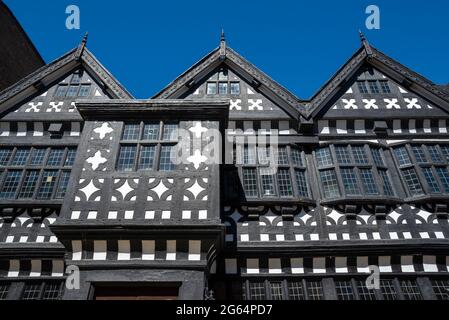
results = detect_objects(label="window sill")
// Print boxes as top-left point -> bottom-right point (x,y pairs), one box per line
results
321,196 -> 402,206
405,194 -> 449,204
235,198 -> 316,206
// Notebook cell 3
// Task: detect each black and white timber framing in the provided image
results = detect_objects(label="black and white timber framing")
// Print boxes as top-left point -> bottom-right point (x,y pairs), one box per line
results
0,32 -> 449,300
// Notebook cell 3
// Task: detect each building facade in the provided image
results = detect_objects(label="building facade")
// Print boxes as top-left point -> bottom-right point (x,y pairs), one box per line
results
0,32 -> 449,300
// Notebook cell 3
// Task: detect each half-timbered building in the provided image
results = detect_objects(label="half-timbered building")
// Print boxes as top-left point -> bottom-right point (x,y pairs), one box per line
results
0,31 -> 449,300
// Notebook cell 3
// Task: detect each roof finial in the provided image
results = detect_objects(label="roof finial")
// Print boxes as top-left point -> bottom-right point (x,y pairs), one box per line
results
76,32 -> 89,60
221,29 -> 226,42
219,29 -> 226,60
359,30 -> 373,57
82,32 -> 89,45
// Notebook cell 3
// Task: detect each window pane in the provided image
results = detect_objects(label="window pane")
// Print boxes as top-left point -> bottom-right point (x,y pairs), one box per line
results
402,168 -> 424,195
412,146 -> 427,163
206,83 -> 217,95
243,146 -> 257,165
341,168 -> 360,195
11,148 -> 30,166
357,280 -> 377,300
42,283 -> 62,300
316,148 -> 333,167
22,284 -> 41,300
320,169 -> 340,198
242,168 -> 258,197
441,146 -> 449,162
352,146 -> 369,165
47,149 -> 64,166
71,73 -> 81,84
422,167 -> 440,193
30,148 -> 46,166
295,170 -> 309,198
394,147 -> 412,166
368,80 -> 380,94
380,280 -> 397,300
371,148 -> 385,166
400,280 -> 423,300
159,145 -> 177,171
257,147 -> 270,165
360,169 -> 379,195
270,282 -> 284,300
277,169 -> 293,197
18,170 -> 40,199
138,146 -> 156,170
37,170 -> 58,199
122,124 -> 140,140
379,170 -> 395,196
288,282 -> 305,300
306,281 -> 323,301
143,123 -> 160,140
380,81 -> 391,94
428,145 -> 444,163
431,280 -> 449,300
357,81 -> 369,94
218,82 -> 228,95
0,284 -> 9,300
230,82 -> 240,95
64,148 -> 77,167
260,168 -> 276,197
117,146 -> 137,171
248,282 -> 266,300
162,124 -> 178,141
66,85 -> 79,97
78,84 -> 91,97
0,149 -> 13,166
0,170 -> 22,199
291,148 -> 304,166
55,171 -> 71,199
335,146 -> 351,164
55,85 -> 68,97
335,281 -> 355,300
276,147 -> 289,165
436,167 -> 449,193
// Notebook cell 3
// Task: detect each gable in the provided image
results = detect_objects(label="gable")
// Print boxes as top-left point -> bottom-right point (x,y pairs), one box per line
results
1,67 -> 111,120
319,64 -> 449,120
182,64 -> 294,120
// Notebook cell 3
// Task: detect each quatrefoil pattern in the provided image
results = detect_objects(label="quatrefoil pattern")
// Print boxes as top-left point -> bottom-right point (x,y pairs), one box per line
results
147,178 -> 175,201
111,179 -> 139,202
183,178 -> 208,201
75,178 -> 104,202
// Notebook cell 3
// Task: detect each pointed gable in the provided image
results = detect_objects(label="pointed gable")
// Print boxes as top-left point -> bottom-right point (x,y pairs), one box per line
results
0,45 -> 132,117
152,43 -> 304,120
307,45 -> 449,120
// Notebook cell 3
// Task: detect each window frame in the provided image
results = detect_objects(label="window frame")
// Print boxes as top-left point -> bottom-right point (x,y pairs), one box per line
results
116,121 -> 179,172
53,72 -> 92,99
392,143 -> 449,198
0,146 -> 76,201
315,144 -> 396,200
236,145 -> 310,200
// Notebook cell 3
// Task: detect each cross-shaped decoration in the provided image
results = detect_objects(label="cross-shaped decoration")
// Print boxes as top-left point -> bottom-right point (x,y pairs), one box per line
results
384,98 -> 400,109
342,99 -> 358,109
363,99 -> 378,109
230,99 -> 242,111
187,150 -> 208,169
94,122 -> 113,139
86,151 -> 107,170
404,98 -> 421,109
189,122 -> 208,139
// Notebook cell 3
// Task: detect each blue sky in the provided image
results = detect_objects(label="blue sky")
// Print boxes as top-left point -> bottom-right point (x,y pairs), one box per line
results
5,0 -> 449,99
